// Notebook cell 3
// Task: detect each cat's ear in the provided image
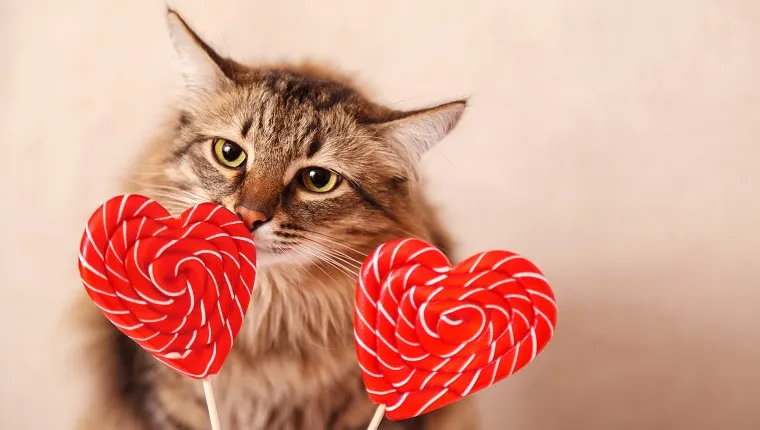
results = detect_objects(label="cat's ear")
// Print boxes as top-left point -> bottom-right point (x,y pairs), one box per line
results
375,101 -> 467,161
166,9 -> 234,94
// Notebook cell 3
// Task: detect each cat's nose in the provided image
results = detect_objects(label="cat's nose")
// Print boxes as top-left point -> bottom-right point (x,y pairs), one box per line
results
234,205 -> 269,231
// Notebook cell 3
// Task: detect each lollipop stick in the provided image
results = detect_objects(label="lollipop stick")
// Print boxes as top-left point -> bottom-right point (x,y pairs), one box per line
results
366,404 -> 386,430
202,378 -> 222,430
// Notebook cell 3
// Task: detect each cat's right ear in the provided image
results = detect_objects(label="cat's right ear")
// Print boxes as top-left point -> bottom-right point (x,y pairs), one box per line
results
166,9 -> 234,94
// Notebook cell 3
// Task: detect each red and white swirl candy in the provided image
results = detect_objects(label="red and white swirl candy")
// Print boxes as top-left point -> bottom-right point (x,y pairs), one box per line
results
354,238 -> 557,420
78,194 -> 256,379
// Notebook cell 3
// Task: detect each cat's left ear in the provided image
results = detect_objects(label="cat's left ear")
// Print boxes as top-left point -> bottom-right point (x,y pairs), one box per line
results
374,100 -> 467,161
166,9 -> 235,94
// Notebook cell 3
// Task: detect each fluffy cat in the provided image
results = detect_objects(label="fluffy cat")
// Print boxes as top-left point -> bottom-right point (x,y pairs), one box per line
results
75,9 -> 479,430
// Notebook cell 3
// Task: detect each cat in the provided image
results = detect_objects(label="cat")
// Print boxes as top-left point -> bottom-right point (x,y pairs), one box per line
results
74,9 -> 479,430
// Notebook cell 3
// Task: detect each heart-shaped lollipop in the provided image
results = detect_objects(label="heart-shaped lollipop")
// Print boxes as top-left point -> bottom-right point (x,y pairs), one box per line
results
78,194 -> 256,379
354,238 -> 557,421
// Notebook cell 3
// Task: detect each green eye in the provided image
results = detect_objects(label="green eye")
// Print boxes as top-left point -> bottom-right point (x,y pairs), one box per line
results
300,167 -> 340,193
213,138 -> 247,168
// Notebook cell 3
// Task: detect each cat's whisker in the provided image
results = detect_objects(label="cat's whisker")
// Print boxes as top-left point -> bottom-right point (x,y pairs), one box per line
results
123,183 -> 208,206
145,191 -> 206,207
298,245 -> 359,280
300,243 -> 365,272
155,199 -> 192,210
296,244 -> 356,278
147,200 -> 195,214
144,191 -> 196,203
294,228 -> 368,258
279,247 -> 340,352
291,234 -> 361,261
286,251 -> 320,287
131,182 -> 210,202
304,251 -> 356,280
313,251 -> 358,278
160,203 -> 190,213
119,173 -> 212,203
142,186 -> 207,200
298,224 -> 446,262
289,246 -> 343,288
276,245 -> 305,288
319,249 -> 363,271
311,256 -> 357,282
296,238 -> 363,271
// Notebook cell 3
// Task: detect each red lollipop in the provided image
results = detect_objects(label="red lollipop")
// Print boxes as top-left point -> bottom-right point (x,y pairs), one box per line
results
78,194 -> 256,429
354,238 -> 557,425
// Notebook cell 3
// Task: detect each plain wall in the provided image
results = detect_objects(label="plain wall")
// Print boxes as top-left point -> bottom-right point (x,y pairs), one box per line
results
1,0 -> 759,429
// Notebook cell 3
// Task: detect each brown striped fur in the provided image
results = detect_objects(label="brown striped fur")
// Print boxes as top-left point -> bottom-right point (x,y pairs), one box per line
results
74,9 -> 478,430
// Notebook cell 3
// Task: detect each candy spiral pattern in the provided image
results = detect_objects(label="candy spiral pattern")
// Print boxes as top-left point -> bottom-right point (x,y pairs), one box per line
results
78,194 -> 256,379
354,238 -> 557,420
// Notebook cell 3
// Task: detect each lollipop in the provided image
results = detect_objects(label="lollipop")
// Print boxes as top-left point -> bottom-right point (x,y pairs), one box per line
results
78,194 -> 256,430
354,238 -> 557,428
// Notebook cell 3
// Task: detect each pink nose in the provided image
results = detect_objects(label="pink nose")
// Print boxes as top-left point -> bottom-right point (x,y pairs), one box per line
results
235,206 -> 268,231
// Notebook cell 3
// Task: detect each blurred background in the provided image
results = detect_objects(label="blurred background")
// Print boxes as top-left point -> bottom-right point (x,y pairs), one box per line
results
2,0 -> 759,429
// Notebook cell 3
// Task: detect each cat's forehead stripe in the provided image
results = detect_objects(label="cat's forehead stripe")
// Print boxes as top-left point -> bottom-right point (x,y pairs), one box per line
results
258,70 -> 356,112
241,116 -> 253,138
306,139 -> 322,158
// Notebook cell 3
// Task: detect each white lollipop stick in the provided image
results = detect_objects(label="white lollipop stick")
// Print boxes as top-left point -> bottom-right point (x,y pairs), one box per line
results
366,404 -> 386,430
203,378 -> 222,430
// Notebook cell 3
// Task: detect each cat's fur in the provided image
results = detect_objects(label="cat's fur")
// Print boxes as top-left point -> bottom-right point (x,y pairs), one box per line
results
74,9 -> 479,430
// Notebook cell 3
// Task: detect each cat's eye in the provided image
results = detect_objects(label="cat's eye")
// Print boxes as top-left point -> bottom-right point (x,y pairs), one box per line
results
212,138 -> 247,168
299,167 -> 340,193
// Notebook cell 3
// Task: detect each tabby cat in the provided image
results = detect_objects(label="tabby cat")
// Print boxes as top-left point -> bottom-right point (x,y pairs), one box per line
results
75,9 -> 479,430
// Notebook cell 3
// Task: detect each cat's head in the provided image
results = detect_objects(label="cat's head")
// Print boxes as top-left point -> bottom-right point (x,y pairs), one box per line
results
136,10 -> 466,270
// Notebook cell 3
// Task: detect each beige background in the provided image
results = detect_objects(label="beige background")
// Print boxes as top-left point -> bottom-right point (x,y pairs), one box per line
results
2,0 -> 759,429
